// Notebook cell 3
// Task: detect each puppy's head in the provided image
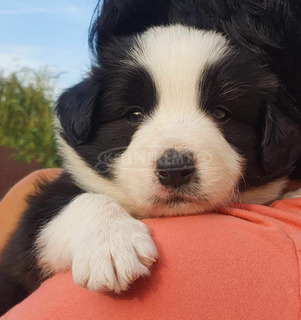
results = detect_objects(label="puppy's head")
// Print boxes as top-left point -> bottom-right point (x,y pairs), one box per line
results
56,25 -> 301,217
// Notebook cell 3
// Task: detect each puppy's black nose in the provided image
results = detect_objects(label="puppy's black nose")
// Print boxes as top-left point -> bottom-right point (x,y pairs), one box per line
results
156,149 -> 195,189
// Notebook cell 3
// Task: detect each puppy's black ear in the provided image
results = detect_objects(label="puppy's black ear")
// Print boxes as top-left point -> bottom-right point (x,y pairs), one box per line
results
261,103 -> 301,177
89,0 -> 169,54
56,78 -> 100,146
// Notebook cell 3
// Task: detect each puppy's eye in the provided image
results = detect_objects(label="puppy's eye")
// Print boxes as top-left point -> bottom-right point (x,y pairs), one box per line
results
126,109 -> 145,123
211,107 -> 231,121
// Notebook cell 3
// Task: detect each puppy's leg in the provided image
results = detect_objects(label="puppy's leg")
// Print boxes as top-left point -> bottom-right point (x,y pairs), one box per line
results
0,173 -> 82,314
0,272 -> 29,315
282,188 -> 301,199
36,193 -> 158,293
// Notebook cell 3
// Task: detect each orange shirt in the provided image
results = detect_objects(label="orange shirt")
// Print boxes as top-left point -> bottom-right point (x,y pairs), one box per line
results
1,170 -> 301,320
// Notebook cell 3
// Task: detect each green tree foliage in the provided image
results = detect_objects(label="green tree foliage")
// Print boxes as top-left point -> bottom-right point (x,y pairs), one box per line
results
0,68 -> 60,168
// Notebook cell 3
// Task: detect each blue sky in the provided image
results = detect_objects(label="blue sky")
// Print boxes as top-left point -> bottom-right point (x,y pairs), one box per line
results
0,0 -> 99,92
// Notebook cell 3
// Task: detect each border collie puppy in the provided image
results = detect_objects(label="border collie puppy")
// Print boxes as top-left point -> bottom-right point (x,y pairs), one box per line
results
1,0 -> 301,314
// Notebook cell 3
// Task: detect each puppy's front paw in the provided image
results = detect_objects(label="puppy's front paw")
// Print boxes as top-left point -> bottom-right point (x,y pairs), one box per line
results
69,218 -> 158,293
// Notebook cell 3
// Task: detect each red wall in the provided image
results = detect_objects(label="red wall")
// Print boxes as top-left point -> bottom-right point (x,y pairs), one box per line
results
0,147 -> 41,200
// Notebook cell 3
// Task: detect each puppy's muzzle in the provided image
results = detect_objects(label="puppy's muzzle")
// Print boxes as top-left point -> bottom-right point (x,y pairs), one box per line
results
156,149 -> 195,189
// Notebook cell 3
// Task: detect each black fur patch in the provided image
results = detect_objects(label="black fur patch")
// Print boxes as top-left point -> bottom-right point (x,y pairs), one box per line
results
200,47 -> 301,188
57,37 -> 158,178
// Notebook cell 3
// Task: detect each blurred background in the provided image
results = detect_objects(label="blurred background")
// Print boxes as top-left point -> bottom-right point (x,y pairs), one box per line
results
0,0 -> 98,199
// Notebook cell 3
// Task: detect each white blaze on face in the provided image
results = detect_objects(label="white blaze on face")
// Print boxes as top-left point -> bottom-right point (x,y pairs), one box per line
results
113,25 -> 244,216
